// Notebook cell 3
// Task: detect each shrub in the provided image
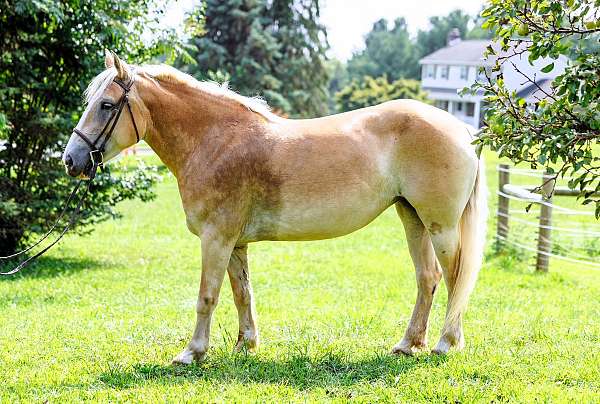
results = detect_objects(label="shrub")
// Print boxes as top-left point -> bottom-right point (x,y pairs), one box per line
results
335,76 -> 430,112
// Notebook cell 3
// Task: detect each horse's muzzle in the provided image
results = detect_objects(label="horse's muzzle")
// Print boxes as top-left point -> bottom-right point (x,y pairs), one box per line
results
63,150 -> 91,178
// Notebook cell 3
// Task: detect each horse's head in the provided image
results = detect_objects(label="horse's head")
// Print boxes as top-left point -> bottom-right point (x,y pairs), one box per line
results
63,51 -> 147,177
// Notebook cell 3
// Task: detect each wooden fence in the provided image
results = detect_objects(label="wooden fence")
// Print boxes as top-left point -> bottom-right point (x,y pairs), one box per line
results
495,164 -> 597,272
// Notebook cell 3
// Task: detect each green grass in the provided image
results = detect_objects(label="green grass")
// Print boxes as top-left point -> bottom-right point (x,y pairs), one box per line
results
1,151 -> 599,402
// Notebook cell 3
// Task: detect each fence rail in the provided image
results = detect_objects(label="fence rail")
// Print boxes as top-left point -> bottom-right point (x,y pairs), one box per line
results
495,164 -> 598,272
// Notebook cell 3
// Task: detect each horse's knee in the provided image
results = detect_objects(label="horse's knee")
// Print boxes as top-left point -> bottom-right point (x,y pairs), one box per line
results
416,264 -> 442,292
197,295 -> 218,315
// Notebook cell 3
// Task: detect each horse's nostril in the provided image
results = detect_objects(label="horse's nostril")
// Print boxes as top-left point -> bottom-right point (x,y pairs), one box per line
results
65,154 -> 74,168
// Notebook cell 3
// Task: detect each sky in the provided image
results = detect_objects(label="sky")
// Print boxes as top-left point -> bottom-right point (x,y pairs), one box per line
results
163,0 -> 486,61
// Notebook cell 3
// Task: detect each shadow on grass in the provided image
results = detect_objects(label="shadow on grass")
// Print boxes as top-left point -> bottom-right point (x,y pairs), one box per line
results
98,350 -> 448,390
0,255 -> 103,281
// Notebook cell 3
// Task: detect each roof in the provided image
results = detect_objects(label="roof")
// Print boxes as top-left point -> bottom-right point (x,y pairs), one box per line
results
516,78 -> 553,103
419,40 -> 491,65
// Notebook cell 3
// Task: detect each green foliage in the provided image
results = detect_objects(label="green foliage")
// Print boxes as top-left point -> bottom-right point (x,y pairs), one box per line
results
336,76 -> 429,112
415,10 -> 473,58
347,18 -> 420,81
325,59 -> 349,113
471,0 -> 600,216
418,9 -> 494,53
182,0 -> 329,118
0,0 -> 183,254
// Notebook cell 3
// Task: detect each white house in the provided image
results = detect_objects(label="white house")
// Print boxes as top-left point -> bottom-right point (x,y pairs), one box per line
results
419,30 -> 569,128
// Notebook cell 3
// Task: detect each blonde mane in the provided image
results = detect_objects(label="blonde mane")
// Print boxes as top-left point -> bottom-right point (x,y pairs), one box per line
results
84,64 -> 281,122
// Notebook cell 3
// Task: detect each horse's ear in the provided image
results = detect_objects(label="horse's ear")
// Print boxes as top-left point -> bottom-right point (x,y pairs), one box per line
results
110,51 -> 131,81
104,49 -> 114,69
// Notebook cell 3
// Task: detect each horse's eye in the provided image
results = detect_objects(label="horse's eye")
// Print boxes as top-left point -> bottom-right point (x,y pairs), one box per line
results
100,102 -> 114,110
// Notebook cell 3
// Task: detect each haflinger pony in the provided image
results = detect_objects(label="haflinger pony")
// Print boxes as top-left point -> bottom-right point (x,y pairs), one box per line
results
63,51 -> 487,364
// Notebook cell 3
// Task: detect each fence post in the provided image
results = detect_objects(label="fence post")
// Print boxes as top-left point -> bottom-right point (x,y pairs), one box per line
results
496,164 -> 510,251
536,171 -> 555,272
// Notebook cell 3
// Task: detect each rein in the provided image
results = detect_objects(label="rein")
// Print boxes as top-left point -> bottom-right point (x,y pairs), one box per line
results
0,77 -> 141,276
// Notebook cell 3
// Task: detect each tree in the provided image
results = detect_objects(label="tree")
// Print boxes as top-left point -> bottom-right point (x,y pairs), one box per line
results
325,58 -> 349,113
182,0 -> 329,117
346,18 -> 420,81
471,0 -> 600,215
336,76 -> 430,112
416,9 -> 492,58
0,0 -> 184,255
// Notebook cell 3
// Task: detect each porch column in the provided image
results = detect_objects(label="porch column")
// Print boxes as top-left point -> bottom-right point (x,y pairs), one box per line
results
474,100 -> 481,129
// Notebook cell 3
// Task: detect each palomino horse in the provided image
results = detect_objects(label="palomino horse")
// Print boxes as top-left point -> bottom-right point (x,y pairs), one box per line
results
63,52 -> 487,364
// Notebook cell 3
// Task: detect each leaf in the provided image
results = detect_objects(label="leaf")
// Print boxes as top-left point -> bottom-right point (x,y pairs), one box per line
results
541,63 -> 554,73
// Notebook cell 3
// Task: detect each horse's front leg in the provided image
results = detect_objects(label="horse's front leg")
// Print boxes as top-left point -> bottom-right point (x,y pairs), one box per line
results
173,229 -> 235,364
227,245 -> 259,352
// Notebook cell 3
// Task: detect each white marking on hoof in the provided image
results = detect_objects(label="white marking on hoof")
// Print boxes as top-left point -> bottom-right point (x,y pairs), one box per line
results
432,337 -> 451,354
391,337 -> 428,356
391,344 -> 414,356
172,347 -> 206,365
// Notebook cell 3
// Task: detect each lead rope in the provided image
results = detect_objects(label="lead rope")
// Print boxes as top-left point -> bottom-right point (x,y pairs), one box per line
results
0,180 -> 83,260
0,139 -> 102,275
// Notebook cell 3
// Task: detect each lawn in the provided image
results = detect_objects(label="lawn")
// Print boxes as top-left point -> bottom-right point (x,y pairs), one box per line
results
1,152 -> 599,402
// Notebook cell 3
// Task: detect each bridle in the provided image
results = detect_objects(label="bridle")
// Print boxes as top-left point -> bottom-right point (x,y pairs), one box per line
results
0,76 -> 142,275
73,77 -> 141,174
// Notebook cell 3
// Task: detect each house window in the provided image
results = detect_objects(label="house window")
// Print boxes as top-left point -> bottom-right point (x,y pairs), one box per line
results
424,64 -> 436,78
460,66 -> 469,80
435,100 -> 449,111
466,102 -> 475,117
440,65 -> 449,79
456,102 -> 463,112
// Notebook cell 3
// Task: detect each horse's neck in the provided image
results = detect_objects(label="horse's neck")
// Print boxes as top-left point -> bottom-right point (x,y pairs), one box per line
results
140,80 -> 259,178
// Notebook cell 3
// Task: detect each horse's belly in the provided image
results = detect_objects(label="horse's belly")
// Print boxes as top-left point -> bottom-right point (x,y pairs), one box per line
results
244,187 -> 394,242
276,205 -> 389,241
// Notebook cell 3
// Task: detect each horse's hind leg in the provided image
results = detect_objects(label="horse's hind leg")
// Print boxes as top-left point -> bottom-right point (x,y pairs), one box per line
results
227,245 -> 259,352
428,226 -> 464,354
392,199 -> 442,355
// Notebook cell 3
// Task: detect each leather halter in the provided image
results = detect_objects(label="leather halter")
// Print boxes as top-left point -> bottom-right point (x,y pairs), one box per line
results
73,77 -> 141,169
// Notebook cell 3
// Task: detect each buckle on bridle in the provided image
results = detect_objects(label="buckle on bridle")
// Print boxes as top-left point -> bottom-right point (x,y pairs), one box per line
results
89,149 -> 104,166
88,149 -> 104,179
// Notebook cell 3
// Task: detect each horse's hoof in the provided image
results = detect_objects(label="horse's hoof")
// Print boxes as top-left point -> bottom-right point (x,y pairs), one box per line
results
391,344 -> 414,356
172,348 -> 206,365
432,334 -> 463,355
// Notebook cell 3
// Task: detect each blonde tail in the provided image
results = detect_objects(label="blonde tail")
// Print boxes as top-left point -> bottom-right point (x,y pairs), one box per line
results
445,156 -> 488,326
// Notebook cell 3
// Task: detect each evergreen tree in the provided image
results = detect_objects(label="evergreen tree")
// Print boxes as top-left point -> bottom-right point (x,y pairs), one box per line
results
183,0 -> 329,117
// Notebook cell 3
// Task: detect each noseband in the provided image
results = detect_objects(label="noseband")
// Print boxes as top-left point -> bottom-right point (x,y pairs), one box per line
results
73,77 -> 141,171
